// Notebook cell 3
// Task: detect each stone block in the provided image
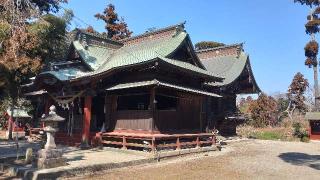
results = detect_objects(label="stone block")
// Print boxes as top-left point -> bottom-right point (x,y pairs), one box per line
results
37,157 -> 67,169
37,149 -> 66,169
38,149 -> 63,159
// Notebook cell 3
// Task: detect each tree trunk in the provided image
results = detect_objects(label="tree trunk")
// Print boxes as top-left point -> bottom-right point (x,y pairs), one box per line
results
8,104 -> 14,140
313,65 -> 320,111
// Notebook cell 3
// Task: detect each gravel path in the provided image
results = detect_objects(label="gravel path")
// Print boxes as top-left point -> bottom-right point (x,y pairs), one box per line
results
66,139 -> 320,180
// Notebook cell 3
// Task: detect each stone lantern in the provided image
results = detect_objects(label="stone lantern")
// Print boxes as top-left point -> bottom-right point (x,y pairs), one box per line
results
37,105 -> 66,169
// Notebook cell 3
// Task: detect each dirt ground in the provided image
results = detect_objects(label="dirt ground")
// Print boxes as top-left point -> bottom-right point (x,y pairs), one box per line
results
65,139 -> 320,180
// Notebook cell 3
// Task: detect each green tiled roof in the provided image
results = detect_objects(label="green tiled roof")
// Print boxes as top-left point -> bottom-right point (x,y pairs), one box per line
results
92,31 -> 189,75
39,67 -> 87,81
106,79 -> 222,97
43,29 -> 221,82
71,30 -> 221,80
201,52 -> 248,86
159,57 -> 221,78
73,41 -> 115,70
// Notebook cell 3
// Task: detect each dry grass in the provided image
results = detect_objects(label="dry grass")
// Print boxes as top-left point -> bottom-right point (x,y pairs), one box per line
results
237,116 -> 309,142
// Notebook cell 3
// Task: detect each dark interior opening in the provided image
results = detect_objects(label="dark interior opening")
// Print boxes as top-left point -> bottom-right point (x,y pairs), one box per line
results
92,95 -> 105,131
311,121 -> 320,134
117,94 -> 150,110
156,94 -> 177,110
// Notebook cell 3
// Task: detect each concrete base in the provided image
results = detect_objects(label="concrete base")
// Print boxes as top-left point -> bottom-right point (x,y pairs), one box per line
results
37,149 -> 66,169
155,146 -> 218,159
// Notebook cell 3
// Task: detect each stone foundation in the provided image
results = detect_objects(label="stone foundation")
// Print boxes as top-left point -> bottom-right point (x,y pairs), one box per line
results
37,149 -> 67,169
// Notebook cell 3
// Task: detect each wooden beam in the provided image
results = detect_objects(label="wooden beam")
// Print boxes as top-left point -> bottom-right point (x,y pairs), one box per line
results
150,87 -> 156,133
199,96 -> 203,132
81,96 -> 92,147
176,137 -> 181,150
44,96 -> 52,116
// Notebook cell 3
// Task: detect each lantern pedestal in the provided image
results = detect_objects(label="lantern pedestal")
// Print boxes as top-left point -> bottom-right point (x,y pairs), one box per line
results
37,106 -> 66,169
37,149 -> 66,169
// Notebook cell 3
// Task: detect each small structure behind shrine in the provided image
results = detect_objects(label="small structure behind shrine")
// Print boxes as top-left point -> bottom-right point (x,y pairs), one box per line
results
305,112 -> 320,140
5,108 -> 31,139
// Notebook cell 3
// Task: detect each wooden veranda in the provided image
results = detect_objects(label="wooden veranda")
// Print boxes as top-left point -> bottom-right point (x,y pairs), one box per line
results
94,131 -> 217,152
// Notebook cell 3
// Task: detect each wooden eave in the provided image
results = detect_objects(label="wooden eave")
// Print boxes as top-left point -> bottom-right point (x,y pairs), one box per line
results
69,57 -> 222,86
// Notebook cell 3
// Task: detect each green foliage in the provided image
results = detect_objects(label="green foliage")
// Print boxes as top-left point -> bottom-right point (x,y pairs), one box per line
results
292,122 -> 310,142
30,12 -> 73,62
194,41 -> 225,50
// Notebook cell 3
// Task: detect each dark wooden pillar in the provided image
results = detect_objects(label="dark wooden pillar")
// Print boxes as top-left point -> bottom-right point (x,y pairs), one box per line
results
199,96 -> 203,132
44,96 -> 52,115
150,87 -> 156,133
104,95 -> 112,131
82,96 -> 92,147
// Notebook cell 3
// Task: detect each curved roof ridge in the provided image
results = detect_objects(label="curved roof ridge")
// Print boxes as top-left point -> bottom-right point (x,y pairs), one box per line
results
196,43 -> 244,53
120,21 -> 186,43
202,52 -> 248,86
74,28 -> 123,46
72,30 -> 188,80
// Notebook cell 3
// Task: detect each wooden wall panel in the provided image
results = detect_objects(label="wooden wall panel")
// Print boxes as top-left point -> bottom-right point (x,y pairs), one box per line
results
154,96 -> 201,132
113,110 -> 153,131
155,110 -> 179,131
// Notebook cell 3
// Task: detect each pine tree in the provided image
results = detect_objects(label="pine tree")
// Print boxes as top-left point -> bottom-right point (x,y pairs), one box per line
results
295,0 -> 320,111
95,3 -> 132,40
286,72 -> 309,119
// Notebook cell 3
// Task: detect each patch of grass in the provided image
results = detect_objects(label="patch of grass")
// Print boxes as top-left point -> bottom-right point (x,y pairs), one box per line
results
253,131 -> 284,140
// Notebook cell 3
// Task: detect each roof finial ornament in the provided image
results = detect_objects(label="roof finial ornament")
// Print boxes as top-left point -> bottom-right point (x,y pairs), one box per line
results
236,42 -> 245,58
81,34 -> 89,50
49,105 -> 56,115
174,21 -> 186,36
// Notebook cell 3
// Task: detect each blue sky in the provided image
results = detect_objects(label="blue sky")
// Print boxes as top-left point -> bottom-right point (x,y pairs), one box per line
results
64,0 -> 312,94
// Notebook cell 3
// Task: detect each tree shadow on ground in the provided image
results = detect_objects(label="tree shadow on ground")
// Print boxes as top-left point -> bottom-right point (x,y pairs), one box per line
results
278,152 -> 320,170
66,155 -> 84,162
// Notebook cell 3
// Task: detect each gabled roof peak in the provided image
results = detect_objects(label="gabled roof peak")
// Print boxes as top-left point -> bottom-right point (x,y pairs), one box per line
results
120,21 -> 186,44
196,43 -> 244,59
71,28 -> 123,47
196,43 -> 244,53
